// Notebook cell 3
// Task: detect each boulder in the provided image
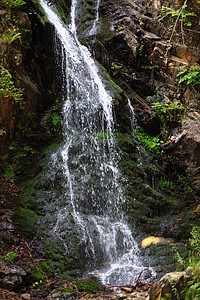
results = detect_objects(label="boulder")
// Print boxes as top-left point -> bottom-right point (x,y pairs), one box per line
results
149,271 -> 189,300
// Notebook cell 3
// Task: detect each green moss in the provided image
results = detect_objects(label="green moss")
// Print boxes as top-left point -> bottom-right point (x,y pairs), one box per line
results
31,261 -> 53,281
4,163 -> 14,178
60,277 -> 102,295
15,207 -> 37,239
42,238 -> 71,275
51,0 -> 71,25
31,0 -> 49,24
95,60 -> 125,106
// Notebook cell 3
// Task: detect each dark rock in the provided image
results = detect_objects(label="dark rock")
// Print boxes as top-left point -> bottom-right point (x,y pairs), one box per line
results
161,113 -> 200,193
0,261 -> 27,292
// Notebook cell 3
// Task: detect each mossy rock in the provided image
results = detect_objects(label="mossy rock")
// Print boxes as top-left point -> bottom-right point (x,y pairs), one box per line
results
60,277 -> 103,295
14,207 -> 37,239
95,59 -> 125,105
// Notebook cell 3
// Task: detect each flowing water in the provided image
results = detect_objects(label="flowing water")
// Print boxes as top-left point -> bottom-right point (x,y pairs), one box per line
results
89,0 -> 101,36
38,0 -> 153,285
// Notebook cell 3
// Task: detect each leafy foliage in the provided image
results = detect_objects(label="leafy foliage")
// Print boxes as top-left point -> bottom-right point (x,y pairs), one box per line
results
1,251 -> 19,262
177,65 -> 200,86
152,100 -> 186,124
158,177 -> 175,191
0,69 -> 24,103
0,29 -> 21,44
186,282 -> 200,300
45,100 -> 61,131
136,126 -> 163,155
1,0 -> 26,9
171,227 -> 200,299
159,4 -> 196,27
111,63 -> 122,75
189,227 -> 200,255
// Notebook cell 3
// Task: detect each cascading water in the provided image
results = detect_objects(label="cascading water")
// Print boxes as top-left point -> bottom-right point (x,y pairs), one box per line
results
38,0 -> 153,285
89,0 -> 101,36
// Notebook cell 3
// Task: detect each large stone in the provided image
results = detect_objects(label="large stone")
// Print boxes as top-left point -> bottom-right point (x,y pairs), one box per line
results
149,271 -> 187,300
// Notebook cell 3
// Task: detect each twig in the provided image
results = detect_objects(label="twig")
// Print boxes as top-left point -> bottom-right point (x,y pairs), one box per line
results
136,271 -> 143,283
180,18 -> 185,46
165,0 -> 188,58
73,284 -> 81,294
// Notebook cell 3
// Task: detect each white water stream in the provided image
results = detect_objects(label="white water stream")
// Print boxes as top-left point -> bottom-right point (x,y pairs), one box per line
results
89,0 -> 101,36
39,0 -> 152,285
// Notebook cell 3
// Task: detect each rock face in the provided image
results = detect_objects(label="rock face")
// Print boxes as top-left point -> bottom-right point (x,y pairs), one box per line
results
82,0 -> 200,194
0,2 -> 58,152
172,113 -> 200,192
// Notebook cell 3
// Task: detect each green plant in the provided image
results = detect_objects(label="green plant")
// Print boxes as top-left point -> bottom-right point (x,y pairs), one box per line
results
152,100 -> 186,124
189,227 -> 200,256
111,63 -> 123,75
162,5 -> 196,27
183,227 -> 200,299
45,101 -> 61,131
161,1 -> 197,54
0,70 -> 24,103
185,282 -> 200,299
139,44 -> 144,56
1,251 -> 19,262
136,126 -> 164,155
158,177 -> 175,190
171,244 -> 186,271
170,280 -> 180,299
1,0 -> 26,9
116,25 -> 125,31
177,65 -> 200,86
0,29 -> 21,44
4,13 -> 11,23
31,261 -> 53,281
32,280 -> 43,288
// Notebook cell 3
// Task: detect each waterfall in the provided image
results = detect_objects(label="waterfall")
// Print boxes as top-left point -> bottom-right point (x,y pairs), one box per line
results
89,0 -> 101,36
38,0 -> 152,285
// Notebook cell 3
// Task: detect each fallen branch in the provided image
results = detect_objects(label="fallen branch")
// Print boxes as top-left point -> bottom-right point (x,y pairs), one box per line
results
136,271 -> 143,283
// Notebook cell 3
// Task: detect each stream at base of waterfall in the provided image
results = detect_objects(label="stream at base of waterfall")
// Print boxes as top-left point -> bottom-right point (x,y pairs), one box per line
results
38,0 -> 155,285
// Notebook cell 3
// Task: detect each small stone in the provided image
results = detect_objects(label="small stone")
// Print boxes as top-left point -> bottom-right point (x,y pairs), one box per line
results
20,294 -> 31,300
